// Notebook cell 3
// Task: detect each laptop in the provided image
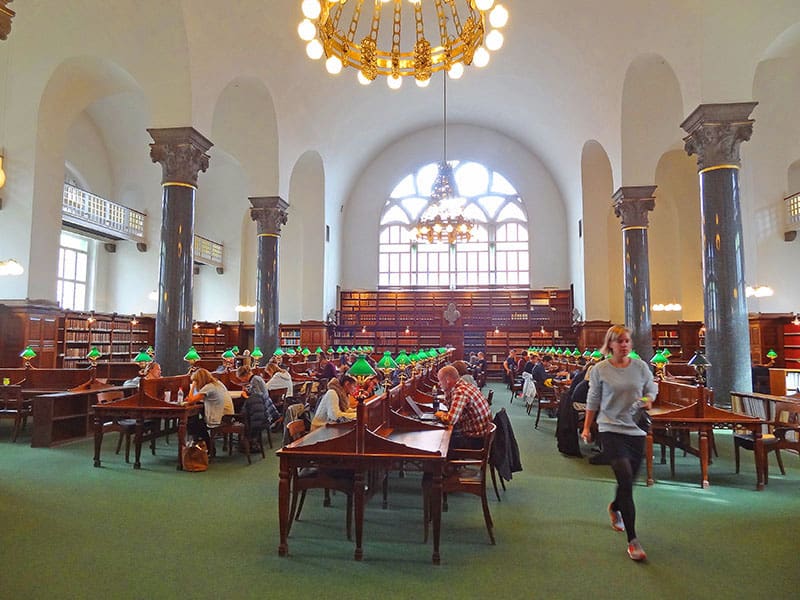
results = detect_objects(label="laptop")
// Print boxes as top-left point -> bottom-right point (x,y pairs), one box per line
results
406,396 -> 440,422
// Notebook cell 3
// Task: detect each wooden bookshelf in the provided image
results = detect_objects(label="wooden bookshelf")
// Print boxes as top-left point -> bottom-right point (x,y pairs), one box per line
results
279,324 -> 301,348
60,311 -> 154,367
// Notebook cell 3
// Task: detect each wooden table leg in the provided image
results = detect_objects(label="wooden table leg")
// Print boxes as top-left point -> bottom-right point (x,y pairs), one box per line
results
646,432 -> 654,486
754,430 -> 765,491
699,429 -> 709,488
177,416 -> 187,471
353,469 -> 365,561
432,464 -> 443,565
93,416 -> 104,467
278,459 -> 290,556
133,418 -> 144,469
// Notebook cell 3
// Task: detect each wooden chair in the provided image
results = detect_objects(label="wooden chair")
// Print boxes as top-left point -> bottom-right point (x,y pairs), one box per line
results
774,400 -> 800,458
285,418 -> 354,539
208,414 -> 257,464
730,392 -> 784,481
423,422 -> 497,545
0,384 -> 31,442
534,380 -> 560,429
96,390 -> 158,462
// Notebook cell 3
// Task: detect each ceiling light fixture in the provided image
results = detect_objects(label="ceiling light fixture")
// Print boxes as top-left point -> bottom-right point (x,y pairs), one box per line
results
410,73 -> 477,244
298,0 -> 507,89
745,285 -> 774,298
0,258 -> 23,276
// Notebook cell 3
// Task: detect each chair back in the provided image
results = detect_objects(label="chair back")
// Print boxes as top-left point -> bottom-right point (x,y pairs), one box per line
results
0,384 -> 24,410
286,419 -> 307,442
486,389 -> 494,406
96,390 -> 125,404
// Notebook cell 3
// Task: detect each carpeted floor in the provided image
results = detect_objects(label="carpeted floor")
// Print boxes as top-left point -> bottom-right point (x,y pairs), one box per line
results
1,382 -> 799,599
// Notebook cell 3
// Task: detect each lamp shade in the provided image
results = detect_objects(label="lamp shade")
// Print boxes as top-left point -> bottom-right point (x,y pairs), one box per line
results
20,346 -> 37,360
221,349 -> 236,360
376,351 -> 398,370
395,351 -> 411,366
286,348 -> 296,356
184,347 -> 201,362
766,349 -> 778,360
336,346 -> 344,353
628,350 -> 641,360
348,355 -> 377,379
315,347 -> 323,354
273,347 -> 285,356
302,347 -> 311,356
251,347 -> 264,360
133,351 -> 153,364
650,351 -> 668,366
86,347 -> 102,361
590,350 -> 604,360
231,346 -> 240,354
687,350 -> 711,368
661,348 -> 672,358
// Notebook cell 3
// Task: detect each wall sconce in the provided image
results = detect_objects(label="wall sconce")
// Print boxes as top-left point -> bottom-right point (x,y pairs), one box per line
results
361,325 -> 367,333
494,326 -> 500,334
0,259 -> 24,276
215,321 -> 222,332
404,326 -> 410,334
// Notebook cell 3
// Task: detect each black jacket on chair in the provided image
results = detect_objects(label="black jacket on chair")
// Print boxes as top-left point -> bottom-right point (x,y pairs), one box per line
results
490,408 -> 522,481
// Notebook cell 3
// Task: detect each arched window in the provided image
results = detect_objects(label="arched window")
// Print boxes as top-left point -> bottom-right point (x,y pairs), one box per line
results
378,161 -> 529,288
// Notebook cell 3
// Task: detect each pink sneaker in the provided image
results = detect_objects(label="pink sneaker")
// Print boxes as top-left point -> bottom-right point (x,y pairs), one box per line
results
627,539 -> 647,561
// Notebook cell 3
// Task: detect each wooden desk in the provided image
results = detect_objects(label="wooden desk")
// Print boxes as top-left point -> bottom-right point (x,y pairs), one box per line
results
91,375 -> 196,470
277,397 -> 450,564
647,380 -> 765,490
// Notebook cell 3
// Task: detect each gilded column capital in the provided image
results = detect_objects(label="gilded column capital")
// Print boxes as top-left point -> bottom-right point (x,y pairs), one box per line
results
147,127 -> 213,187
250,196 -> 289,236
613,186 -> 656,229
681,103 -> 758,171
0,1 -> 15,40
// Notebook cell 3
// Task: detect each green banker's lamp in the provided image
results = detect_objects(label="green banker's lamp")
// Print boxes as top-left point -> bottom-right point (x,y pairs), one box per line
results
395,350 -> 411,383
628,350 -> 641,360
251,346 -> 264,365
315,347 -> 323,355
231,346 -> 240,354
184,346 -> 201,372
302,347 -> 312,357
766,349 -> 778,366
86,346 -> 102,367
687,350 -> 711,386
590,349 -> 604,361
376,350 -> 398,390
650,350 -> 668,378
348,354 -> 377,386
20,346 -> 37,368
133,350 -> 153,376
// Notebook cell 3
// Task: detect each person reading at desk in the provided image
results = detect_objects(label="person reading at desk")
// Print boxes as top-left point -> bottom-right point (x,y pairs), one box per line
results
264,363 -> 294,398
123,360 -> 161,387
315,355 -> 337,382
310,375 -> 358,431
434,365 -> 492,450
185,368 -> 235,444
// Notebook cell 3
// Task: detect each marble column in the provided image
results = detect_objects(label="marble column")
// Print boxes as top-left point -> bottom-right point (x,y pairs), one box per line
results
613,186 -> 656,364
681,102 -> 757,406
148,127 -> 212,376
250,196 -> 289,365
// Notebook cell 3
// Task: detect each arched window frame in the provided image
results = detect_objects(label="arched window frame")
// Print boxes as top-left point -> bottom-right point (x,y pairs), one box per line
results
378,161 -> 529,288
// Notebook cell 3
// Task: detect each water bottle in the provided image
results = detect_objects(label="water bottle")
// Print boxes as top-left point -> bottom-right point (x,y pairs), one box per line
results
176,388 -> 184,404
432,385 -> 439,411
164,390 -> 171,403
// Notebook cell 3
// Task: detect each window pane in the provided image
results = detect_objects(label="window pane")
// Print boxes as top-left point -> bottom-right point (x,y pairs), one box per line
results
58,249 -> 65,278
490,172 -> 517,194
496,203 -> 526,222
381,205 -> 410,225
76,253 -> 87,281
416,163 -> 438,195
455,162 -> 489,197
62,281 -> 75,310
74,283 -> 86,310
390,174 -> 416,198
400,197 -> 428,220
477,196 -> 505,219
63,250 -> 76,280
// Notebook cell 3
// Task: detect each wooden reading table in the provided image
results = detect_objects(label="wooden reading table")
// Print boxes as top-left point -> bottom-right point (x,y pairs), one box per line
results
647,379 -> 765,490
277,388 -> 451,564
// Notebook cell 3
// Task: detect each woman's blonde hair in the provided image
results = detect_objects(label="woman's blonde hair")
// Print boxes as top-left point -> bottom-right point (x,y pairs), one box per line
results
600,325 -> 631,356
191,368 -> 217,389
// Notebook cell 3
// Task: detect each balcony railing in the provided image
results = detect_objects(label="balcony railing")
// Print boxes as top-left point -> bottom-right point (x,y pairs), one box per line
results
62,183 -> 146,243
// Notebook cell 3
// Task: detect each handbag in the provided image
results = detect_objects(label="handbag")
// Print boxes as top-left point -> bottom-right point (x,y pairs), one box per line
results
181,440 -> 209,472
633,407 -> 652,433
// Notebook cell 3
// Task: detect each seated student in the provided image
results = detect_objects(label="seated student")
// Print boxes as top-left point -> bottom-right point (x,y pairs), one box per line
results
503,349 -> 518,387
531,355 -> 551,386
236,366 -> 278,445
476,352 -> 488,373
315,355 -> 337,382
310,375 -> 358,431
185,368 -> 235,444
452,360 -> 478,388
124,360 -> 162,386
515,351 -> 530,377
434,365 -> 492,450
264,362 -> 294,398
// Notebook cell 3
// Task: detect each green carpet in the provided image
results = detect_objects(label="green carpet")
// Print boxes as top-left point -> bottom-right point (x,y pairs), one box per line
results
2,383 -> 799,599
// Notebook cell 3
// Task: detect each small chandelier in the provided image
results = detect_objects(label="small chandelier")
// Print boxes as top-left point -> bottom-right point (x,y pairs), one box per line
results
410,74 -> 477,244
298,0 -> 508,89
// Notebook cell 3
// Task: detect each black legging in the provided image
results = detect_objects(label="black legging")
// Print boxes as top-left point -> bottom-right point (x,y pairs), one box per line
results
601,432 -> 644,543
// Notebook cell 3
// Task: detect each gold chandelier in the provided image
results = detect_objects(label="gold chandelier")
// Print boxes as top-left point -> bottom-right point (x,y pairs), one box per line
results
298,0 -> 509,89
410,75 -> 477,244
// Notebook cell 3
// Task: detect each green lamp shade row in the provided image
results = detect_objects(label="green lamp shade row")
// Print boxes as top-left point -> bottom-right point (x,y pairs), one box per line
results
221,349 -> 236,359
20,346 -> 37,360
348,355 -> 377,378
251,347 -> 264,359
133,351 -> 153,364
184,347 -> 201,362
86,347 -> 102,360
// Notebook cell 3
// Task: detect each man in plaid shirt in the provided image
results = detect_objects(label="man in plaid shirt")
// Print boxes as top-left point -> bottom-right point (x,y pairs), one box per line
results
435,365 -> 492,450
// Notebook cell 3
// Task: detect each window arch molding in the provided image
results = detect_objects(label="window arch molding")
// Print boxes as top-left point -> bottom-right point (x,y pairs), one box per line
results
378,160 -> 529,288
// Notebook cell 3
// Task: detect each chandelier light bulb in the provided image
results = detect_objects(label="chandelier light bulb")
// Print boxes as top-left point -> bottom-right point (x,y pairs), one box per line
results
357,70 -> 372,85
326,55 -> 343,74
301,0 -> 322,20
473,47 -> 490,68
297,19 -> 316,41
387,74 -> 402,90
475,0 -> 495,11
489,4 -> 509,28
486,29 -> 504,51
415,77 -> 431,88
448,62 -> 464,79
306,39 -> 324,60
